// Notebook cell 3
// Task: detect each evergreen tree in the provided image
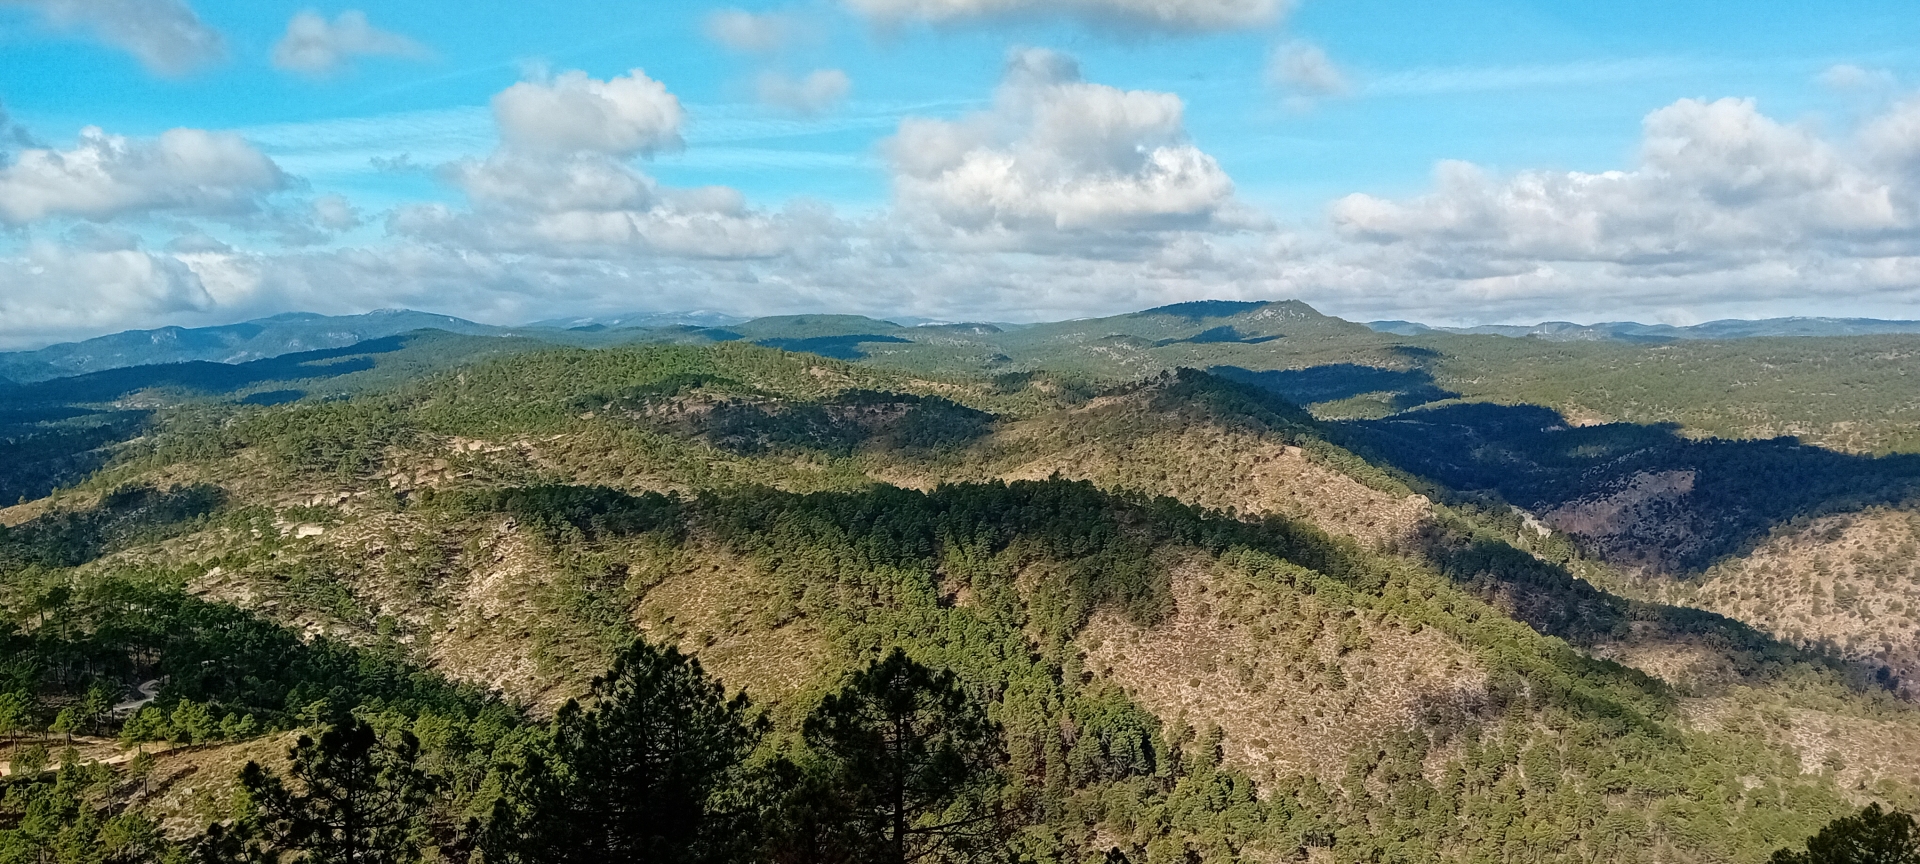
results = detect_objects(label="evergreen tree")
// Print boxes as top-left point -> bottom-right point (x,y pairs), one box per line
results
240,716 -> 437,864
1772,805 -> 1920,864
793,648 -> 1006,864
492,637 -> 764,864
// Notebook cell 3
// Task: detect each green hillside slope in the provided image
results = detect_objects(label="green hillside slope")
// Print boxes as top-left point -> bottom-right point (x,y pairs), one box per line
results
4,340 -> 1918,863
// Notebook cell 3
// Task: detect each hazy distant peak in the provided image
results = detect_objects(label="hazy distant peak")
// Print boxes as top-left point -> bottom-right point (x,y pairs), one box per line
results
0,309 -> 500,383
521,310 -> 747,330
1365,316 -> 1920,342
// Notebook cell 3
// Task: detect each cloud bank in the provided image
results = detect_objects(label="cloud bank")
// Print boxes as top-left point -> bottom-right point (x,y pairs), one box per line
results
0,126 -> 286,225
843,0 -> 1285,33
7,49 -> 1920,348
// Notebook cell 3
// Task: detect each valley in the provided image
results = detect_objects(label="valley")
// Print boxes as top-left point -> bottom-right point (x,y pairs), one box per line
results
2,301 -> 1917,863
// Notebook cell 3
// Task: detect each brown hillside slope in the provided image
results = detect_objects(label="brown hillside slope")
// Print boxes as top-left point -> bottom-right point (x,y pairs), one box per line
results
930,386 -> 1431,548
1657,504 -> 1920,696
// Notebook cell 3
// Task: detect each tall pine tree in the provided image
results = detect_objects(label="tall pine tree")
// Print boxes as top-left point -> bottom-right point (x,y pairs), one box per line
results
490,637 -> 764,864
787,648 -> 1007,864
239,716 -> 436,864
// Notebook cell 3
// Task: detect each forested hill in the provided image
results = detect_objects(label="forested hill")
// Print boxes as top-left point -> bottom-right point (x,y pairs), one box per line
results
15,299 -> 1920,456
2,336 -> 1918,863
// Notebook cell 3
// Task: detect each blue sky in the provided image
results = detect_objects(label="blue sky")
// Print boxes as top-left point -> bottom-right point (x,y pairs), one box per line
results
2,0 -> 1919,347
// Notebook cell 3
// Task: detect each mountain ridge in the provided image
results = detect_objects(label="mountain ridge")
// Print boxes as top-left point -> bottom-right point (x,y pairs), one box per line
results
17,302 -> 1920,384
1368,316 -> 1920,342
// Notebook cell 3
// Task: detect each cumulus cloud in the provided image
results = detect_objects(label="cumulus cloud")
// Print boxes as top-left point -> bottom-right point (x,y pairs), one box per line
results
887,48 -> 1246,245
1332,97 -> 1903,264
492,69 -> 685,157
399,68 -> 820,261
1863,96 -> 1920,172
1306,94 -> 1920,322
704,8 -> 803,52
271,9 -> 427,78
23,56 -> 1920,346
1268,39 -> 1348,106
756,69 -> 852,115
0,126 -> 287,226
843,0 -> 1284,33
444,151 -> 655,214
0,242 -> 216,348
2,0 -> 223,75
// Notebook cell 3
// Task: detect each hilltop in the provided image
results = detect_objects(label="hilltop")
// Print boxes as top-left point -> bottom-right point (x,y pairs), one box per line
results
3,331 -> 1920,861
18,300 -> 1920,456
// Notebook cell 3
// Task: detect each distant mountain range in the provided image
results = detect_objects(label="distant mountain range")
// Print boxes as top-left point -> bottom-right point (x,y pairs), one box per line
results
520,310 -> 748,331
0,311 -> 502,383
0,309 -> 747,383
8,304 -> 1920,384
1366,316 -> 1920,342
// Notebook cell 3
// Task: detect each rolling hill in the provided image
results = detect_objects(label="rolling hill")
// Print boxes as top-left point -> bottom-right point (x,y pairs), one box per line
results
2,333 -> 1918,862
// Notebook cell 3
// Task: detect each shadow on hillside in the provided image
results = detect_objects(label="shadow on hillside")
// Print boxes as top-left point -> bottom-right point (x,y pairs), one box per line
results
9,333 -> 413,407
0,483 -> 226,571
1325,399 -> 1920,574
1212,364 -> 1459,411
1412,512 -> 1911,697
753,334 -> 912,360
1154,326 -> 1283,347
625,386 -> 995,458
0,335 -> 419,504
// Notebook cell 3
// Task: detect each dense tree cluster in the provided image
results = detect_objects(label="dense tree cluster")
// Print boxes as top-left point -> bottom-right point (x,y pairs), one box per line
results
185,641 -> 1009,864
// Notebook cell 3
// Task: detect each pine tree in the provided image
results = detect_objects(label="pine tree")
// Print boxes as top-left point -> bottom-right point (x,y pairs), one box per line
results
492,637 -> 765,864
792,648 -> 1006,864
1771,804 -> 1920,864
240,716 -> 437,864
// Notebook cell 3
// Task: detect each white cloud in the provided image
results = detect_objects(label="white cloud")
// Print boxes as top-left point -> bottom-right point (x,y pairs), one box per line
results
393,68 -> 815,262
311,194 -> 361,232
1819,63 -> 1896,91
1863,96 -> 1920,172
492,69 -> 685,157
2,0 -> 222,75
1268,39 -> 1348,106
0,126 -> 287,226
887,48 -> 1246,244
20,59 -> 1920,347
0,242 -> 215,348
704,8 -> 802,52
1332,98 -> 1903,263
444,151 -> 655,214
756,69 -> 852,116
1312,95 -> 1920,322
843,0 -> 1284,33
271,9 -> 426,78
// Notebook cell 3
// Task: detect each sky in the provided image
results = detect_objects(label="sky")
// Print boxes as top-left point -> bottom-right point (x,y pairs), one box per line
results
2,0 -> 1919,348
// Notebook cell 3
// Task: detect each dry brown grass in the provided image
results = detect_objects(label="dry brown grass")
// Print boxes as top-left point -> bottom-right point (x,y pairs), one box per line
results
1683,695 -> 1920,802
907,390 -> 1432,549
1664,505 -> 1920,694
1079,559 -> 1484,786
634,545 -> 830,710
